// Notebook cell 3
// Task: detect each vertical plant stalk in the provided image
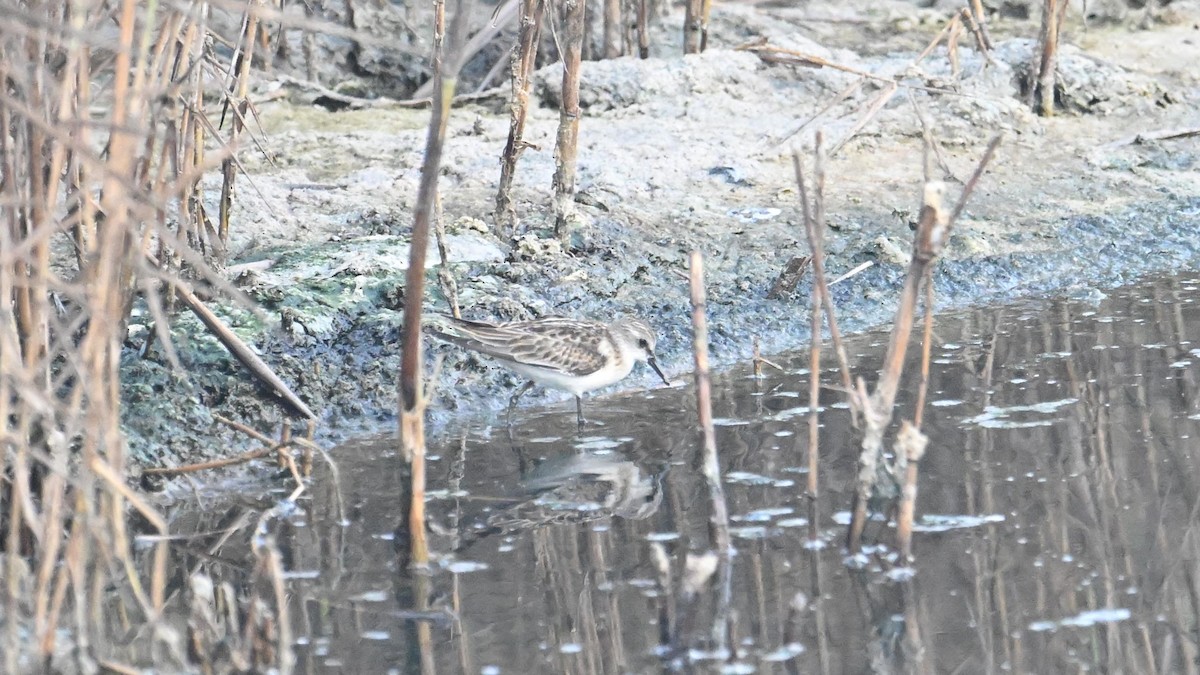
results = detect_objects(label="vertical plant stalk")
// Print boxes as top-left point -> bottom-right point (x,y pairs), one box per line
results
602,0 -> 621,58
553,0 -> 587,242
970,0 -> 994,49
796,134 -> 856,424
219,10 -> 261,247
688,251 -> 733,650
845,180 -> 946,552
399,0 -> 470,571
894,421 -> 929,560
495,0 -> 544,234
913,272 -> 935,428
699,0 -> 713,52
636,0 -> 649,59
683,0 -> 702,54
846,136 -> 1001,552
1033,0 -> 1068,116
960,7 -> 994,62
433,193 -> 461,318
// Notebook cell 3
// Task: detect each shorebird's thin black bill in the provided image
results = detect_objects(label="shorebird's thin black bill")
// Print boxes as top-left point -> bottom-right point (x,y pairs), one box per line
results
647,356 -> 671,386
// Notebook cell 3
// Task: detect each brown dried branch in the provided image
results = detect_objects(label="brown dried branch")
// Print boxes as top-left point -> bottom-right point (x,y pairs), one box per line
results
496,0 -> 545,234
846,134 -> 1001,552
894,421 -> 929,559
688,251 -> 733,650
552,0 -> 587,242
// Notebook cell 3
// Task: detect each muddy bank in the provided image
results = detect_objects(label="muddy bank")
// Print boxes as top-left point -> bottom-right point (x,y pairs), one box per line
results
123,0 -> 1200,467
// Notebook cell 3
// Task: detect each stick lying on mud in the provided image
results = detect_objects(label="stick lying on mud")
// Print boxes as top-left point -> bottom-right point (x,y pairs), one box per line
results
171,273 -> 316,421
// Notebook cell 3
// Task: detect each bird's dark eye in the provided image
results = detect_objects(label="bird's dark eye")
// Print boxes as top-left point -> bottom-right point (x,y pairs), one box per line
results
637,339 -> 650,350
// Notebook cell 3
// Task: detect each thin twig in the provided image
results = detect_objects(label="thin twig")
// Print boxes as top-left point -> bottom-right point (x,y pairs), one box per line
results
688,251 -> 733,651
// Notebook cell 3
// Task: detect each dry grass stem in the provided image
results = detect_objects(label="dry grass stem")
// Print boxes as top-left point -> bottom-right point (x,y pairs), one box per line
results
1033,0 -> 1070,116
793,135 -> 856,425
603,0 -> 622,58
142,445 -> 277,477
969,0 -> 994,49
688,251 -> 733,651
496,0 -> 545,233
846,134 -> 1001,552
913,272 -> 936,428
637,0 -> 650,59
552,0 -> 587,242
683,0 -> 703,53
433,193 -> 462,318
399,0 -> 469,575
894,422 -> 929,559
828,261 -> 874,286
174,277 -> 315,420
960,7 -> 995,62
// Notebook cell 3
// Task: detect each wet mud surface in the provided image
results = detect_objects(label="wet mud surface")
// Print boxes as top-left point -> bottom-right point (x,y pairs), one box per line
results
121,1 -> 1200,466
157,272 -> 1200,672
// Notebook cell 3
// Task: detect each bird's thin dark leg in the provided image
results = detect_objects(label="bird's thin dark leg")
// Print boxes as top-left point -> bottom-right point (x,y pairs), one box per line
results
507,381 -> 535,423
576,395 -> 586,427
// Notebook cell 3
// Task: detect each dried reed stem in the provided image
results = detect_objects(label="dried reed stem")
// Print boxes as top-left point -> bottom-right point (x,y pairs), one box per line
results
688,251 -> 733,650
1033,0 -> 1069,116
553,0 -> 587,242
845,135 -> 1001,551
218,9 -> 261,247
683,0 -> 703,53
970,0 -> 994,49
637,0 -> 650,59
431,193 -> 462,320
173,274 -> 316,420
913,271 -> 935,428
603,0 -> 621,58
495,0 -> 544,233
894,422 -> 929,559
400,0 -> 469,574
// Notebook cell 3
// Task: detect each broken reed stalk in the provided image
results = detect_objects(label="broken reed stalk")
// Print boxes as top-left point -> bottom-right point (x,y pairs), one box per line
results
399,0 -> 470,571
699,0 -> 714,52
552,0 -> 587,242
959,7 -> 995,63
171,270 -> 316,420
969,0 -> 994,49
602,0 -> 621,58
495,0 -> 544,234
218,9 -> 262,249
637,0 -> 650,59
913,271 -> 935,428
433,193 -> 461,318
894,422 -> 929,560
683,0 -> 703,54
797,134 -> 856,425
1033,0 -> 1069,116
688,251 -> 733,651
845,135 -> 1002,552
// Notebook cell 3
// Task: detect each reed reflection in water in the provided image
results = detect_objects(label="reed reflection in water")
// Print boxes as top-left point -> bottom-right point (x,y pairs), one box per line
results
163,273 -> 1200,673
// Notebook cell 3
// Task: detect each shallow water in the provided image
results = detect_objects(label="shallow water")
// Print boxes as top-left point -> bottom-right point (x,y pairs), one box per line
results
164,272 -> 1200,673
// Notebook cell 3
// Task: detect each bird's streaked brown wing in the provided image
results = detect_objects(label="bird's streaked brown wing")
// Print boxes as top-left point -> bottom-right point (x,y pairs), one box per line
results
427,316 -> 608,376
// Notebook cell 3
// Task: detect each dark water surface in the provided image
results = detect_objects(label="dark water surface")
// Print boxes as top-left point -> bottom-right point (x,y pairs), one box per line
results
166,272 -> 1200,673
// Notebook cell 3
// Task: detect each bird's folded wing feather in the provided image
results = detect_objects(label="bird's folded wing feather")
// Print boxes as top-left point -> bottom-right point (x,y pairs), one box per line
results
430,317 -> 607,376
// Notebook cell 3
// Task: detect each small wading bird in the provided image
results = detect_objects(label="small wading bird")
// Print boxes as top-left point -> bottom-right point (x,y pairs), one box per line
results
427,314 -> 671,425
